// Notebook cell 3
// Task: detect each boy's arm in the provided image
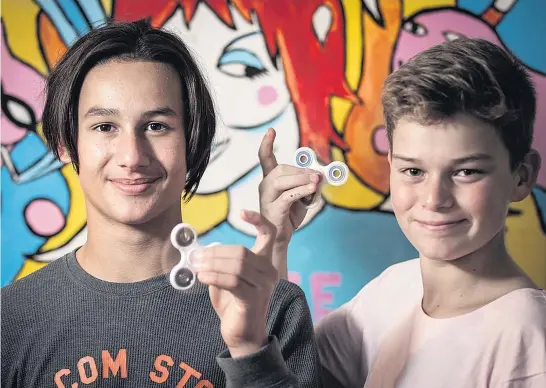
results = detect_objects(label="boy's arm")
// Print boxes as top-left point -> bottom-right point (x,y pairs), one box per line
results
313,264 -> 398,388
314,301 -> 365,388
216,282 -> 324,388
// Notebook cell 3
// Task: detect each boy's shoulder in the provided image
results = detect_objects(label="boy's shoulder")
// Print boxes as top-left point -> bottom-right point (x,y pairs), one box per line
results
377,258 -> 421,282
355,258 -> 422,302
491,288 -> 546,330
2,256 -> 69,300
2,256 -> 70,336
485,288 -> 546,379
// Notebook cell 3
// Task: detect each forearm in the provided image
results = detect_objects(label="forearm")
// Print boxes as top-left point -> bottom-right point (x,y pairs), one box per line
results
217,336 -> 302,388
272,244 -> 289,280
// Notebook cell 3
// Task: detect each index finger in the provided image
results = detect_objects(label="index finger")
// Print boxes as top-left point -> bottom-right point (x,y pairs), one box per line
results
258,128 -> 278,177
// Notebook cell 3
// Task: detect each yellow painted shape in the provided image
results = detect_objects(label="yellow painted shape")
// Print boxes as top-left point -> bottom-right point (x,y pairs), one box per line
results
182,191 -> 229,235
506,195 -> 546,288
329,0 -> 364,135
2,0 -> 48,75
100,0 -> 113,16
322,148 -> 386,209
403,0 -> 456,19
15,259 -> 48,280
341,0 -> 363,90
331,96 -> 353,134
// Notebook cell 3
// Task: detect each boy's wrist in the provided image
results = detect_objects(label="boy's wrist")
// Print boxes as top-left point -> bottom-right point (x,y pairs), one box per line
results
272,243 -> 289,280
273,239 -> 290,252
227,335 -> 269,358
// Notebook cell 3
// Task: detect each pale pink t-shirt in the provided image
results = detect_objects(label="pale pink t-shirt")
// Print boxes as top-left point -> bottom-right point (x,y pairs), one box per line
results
315,259 -> 546,388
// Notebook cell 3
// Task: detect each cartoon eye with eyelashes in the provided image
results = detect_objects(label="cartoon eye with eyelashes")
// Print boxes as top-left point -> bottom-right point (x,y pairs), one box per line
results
1,86 -> 37,131
217,49 -> 269,79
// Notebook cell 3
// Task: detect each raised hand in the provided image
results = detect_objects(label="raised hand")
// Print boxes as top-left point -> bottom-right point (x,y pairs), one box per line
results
192,210 -> 278,358
258,128 -> 321,251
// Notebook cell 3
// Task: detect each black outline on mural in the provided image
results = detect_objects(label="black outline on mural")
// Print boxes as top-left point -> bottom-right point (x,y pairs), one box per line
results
1,86 -> 38,133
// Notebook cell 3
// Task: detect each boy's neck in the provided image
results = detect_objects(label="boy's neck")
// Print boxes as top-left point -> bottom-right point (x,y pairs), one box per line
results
77,202 -> 182,283
420,230 -> 536,318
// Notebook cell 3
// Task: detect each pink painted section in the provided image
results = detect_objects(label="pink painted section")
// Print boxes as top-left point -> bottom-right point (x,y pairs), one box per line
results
25,199 -> 65,236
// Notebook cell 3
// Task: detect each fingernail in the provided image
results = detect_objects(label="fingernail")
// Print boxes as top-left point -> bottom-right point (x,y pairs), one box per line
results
310,173 -> 320,183
190,249 -> 204,267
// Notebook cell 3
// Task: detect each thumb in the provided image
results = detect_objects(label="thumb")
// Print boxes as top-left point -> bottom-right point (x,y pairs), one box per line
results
241,210 -> 276,257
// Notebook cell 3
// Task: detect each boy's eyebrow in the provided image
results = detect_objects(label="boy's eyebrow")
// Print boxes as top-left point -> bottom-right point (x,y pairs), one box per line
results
391,155 -> 418,163
451,154 -> 494,164
84,106 -> 119,118
141,107 -> 178,118
83,106 -> 178,118
392,153 -> 494,164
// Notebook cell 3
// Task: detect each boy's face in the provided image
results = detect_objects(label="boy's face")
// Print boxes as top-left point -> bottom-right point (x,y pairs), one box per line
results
69,60 -> 186,225
389,113 -> 528,262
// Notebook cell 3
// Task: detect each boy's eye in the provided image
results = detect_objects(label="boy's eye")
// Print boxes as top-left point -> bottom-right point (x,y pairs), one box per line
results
404,168 -> 423,177
456,169 -> 481,177
96,124 -> 113,132
147,123 -> 166,131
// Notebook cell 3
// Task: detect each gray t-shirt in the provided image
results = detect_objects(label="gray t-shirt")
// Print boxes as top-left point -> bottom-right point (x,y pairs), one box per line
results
1,251 -> 322,387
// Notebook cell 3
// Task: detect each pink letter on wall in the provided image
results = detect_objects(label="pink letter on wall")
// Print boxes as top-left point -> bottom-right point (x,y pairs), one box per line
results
311,272 -> 341,321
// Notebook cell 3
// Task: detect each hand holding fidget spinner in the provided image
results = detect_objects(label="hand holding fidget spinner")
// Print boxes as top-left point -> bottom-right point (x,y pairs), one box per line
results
169,223 -> 219,290
293,147 -> 349,207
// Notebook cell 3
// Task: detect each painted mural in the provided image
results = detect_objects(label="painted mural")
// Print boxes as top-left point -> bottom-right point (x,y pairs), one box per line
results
2,0 -> 545,322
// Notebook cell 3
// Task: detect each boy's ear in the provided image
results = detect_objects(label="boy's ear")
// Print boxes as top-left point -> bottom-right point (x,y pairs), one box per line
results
511,149 -> 541,202
58,145 -> 71,164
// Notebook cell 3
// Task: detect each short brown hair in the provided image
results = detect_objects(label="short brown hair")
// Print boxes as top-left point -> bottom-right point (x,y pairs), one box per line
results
381,37 -> 536,169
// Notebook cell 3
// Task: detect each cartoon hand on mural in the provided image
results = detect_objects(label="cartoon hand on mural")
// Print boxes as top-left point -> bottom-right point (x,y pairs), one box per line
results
192,210 -> 278,358
258,128 -> 321,276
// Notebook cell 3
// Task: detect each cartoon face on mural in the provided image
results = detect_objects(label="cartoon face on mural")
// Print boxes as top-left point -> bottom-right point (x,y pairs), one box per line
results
164,7 -> 297,193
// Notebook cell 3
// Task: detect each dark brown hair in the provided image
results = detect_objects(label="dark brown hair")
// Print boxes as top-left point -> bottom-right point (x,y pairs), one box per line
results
382,37 -> 536,169
42,19 -> 216,200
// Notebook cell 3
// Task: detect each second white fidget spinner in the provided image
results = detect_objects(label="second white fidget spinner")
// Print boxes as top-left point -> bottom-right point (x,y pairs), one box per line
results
294,147 -> 349,208
169,223 -> 219,291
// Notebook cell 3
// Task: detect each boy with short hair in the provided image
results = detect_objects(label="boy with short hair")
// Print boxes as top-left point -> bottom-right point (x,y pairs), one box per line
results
1,19 -> 323,388
262,37 -> 546,387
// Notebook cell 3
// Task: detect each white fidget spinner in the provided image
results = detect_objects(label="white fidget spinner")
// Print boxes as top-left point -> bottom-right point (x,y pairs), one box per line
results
293,147 -> 349,208
169,223 -> 219,290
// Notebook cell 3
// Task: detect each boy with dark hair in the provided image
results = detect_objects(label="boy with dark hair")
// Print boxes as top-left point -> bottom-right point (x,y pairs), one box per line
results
1,19 -> 323,388
262,37 -> 546,387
